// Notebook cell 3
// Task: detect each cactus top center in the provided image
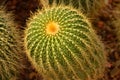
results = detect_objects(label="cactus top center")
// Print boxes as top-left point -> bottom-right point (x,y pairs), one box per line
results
46,21 -> 59,35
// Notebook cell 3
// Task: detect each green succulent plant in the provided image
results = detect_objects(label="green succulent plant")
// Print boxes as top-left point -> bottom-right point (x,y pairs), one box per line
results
0,8 -> 23,80
24,4 -> 106,80
47,0 -> 105,16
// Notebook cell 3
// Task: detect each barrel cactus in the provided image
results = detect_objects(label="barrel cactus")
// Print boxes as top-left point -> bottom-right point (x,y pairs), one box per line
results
48,0 -> 105,16
0,8 -> 23,80
24,5 -> 106,80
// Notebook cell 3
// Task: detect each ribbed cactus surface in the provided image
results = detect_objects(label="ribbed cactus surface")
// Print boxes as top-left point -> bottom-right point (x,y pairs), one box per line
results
25,7 -> 106,80
0,8 -> 22,80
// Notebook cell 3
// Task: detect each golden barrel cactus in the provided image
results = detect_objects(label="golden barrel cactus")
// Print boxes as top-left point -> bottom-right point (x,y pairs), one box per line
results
24,4 -> 106,80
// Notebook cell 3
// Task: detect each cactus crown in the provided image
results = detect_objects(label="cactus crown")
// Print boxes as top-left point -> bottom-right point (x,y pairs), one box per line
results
0,7 -> 23,80
25,4 -> 106,80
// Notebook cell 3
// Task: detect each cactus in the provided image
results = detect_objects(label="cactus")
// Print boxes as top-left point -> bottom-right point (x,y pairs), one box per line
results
0,7 -> 23,80
47,0 -> 105,16
24,4 -> 106,80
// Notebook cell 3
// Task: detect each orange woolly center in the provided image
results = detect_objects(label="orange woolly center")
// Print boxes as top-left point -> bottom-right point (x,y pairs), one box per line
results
46,22 -> 59,35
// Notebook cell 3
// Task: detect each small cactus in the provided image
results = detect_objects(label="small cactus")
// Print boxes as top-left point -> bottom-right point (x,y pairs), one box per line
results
48,0 -> 105,16
24,4 -> 106,80
0,7 -> 23,80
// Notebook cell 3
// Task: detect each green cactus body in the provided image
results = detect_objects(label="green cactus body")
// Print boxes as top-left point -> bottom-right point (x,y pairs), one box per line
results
25,6 -> 106,80
0,8 -> 23,80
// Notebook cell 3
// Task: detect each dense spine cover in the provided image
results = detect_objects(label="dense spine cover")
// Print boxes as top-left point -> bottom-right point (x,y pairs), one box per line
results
25,6 -> 106,80
0,8 -> 23,80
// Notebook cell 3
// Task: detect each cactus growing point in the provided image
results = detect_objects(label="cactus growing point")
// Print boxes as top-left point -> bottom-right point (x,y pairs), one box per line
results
25,5 -> 106,80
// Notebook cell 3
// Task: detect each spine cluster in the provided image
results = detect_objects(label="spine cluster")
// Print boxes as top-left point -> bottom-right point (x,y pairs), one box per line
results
25,6 -> 106,80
